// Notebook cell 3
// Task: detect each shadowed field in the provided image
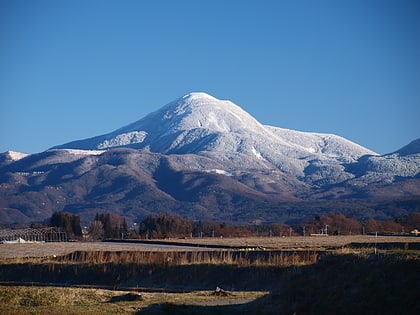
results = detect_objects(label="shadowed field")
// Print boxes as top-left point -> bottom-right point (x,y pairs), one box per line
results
0,236 -> 419,314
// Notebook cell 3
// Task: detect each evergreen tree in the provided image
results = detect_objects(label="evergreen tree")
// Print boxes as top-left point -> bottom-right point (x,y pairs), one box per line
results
49,212 -> 83,239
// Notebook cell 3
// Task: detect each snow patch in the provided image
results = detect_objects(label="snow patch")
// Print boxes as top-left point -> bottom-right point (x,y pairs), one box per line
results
252,147 -> 264,160
98,131 -> 147,149
6,151 -> 29,161
205,169 -> 232,176
56,149 -> 106,156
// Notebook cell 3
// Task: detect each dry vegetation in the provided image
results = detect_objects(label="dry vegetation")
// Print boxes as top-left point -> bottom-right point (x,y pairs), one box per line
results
0,241 -> 195,260
0,285 -> 268,315
0,236 -> 419,314
1,251 -> 419,315
138,234 -> 420,249
1,235 -> 418,260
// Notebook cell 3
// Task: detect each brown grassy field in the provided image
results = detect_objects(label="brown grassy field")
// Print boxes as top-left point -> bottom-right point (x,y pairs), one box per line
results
0,285 -> 268,315
0,241 -> 193,259
0,235 -> 419,314
1,251 -> 419,315
1,235 -> 418,259
138,234 -> 419,249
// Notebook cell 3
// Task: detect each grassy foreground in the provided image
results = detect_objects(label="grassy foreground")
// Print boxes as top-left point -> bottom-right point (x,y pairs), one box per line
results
0,237 -> 419,314
0,251 -> 419,314
0,285 -> 267,315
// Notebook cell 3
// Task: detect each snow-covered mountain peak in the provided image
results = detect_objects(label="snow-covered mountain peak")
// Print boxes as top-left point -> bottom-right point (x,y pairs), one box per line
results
180,92 -> 218,102
156,92 -> 263,134
53,92 -> 377,179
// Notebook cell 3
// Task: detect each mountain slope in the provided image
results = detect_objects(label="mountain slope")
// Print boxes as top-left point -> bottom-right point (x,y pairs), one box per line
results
54,92 -> 376,184
393,138 -> 420,156
0,148 -> 300,225
1,93 -> 419,225
1,146 -> 419,226
345,138 -> 420,185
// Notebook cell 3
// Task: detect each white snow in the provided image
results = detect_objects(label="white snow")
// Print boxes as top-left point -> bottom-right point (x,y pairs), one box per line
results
60,149 -> 106,156
6,151 -> 29,161
97,131 -> 147,149
252,147 -> 264,160
53,92 -> 385,183
204,169 -> 233,176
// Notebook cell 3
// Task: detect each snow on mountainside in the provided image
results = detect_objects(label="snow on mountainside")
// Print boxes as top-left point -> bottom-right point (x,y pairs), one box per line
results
0,151 -> 30,168
346,138 -> 420,185
1,93 -> 419,225
53,92 -> 377,182
5,151 -> 29,161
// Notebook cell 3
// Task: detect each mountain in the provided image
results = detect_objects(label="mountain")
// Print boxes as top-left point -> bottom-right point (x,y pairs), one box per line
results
1,93 -> 419,225
54,93 -> 376,185
393,138 -> 420,156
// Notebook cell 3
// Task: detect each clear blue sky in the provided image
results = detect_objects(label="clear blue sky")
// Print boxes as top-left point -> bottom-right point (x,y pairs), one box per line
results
1,0 -> 419,154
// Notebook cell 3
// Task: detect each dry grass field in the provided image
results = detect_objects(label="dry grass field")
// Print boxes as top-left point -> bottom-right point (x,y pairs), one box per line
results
0,285 -> 268,315
0,241 -> 197,259
141,234 -> 419,249
0,235 -> 418,260
0,235 -> 419,314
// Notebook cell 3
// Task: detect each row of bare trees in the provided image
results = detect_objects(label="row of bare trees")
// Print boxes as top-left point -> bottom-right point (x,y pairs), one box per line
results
138,212 -> 420,238
295,212 -> 420,236
32,211 -> 420,240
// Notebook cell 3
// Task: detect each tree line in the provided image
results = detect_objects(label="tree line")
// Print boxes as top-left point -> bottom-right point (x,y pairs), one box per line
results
24,210 -> 420,240
138,212 -> 420,239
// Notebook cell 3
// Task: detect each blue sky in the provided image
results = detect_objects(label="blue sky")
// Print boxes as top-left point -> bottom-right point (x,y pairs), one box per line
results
1,0 -> 419,154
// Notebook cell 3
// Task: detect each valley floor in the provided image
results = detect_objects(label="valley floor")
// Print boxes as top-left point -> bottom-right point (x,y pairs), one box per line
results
1,235 -> 419,259
0,236 -> 419,314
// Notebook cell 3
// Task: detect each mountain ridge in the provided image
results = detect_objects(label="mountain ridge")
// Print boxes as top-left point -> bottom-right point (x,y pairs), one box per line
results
54,93 -> 376,156
53,92 -> 377,182
1,92 -> 419,225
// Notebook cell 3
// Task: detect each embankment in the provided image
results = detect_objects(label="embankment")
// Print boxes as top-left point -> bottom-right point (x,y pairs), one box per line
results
0,249 -> 318,291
